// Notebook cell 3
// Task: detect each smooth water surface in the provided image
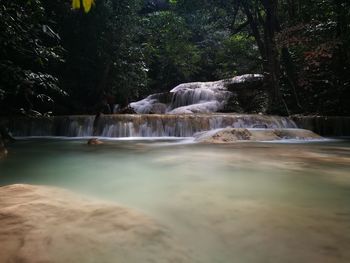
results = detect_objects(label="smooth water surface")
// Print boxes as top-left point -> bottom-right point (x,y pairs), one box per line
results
1,138 -> 350,263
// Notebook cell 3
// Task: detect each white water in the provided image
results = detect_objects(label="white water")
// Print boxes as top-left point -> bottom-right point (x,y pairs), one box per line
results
130,74 -> 264,114
129,94 -> 164,114
168,80 -> 231,113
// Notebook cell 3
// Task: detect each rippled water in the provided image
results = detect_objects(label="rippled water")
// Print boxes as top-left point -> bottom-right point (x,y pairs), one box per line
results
1,138 -> 350,263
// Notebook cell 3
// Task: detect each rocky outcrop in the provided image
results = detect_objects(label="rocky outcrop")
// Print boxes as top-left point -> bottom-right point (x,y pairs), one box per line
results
0,184 -> 193,263
221,74 -> 268,113
87,138 -> 103,145
129,74 -> 267,114
117,106 -> 137,114
194,128 -> 323,143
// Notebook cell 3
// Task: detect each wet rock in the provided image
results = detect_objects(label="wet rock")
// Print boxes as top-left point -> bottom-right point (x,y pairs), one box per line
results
118,106 -> 137,114
273,129 -> 323,140
223,75 -> 269,114
195,128 -> 253,143
87,138 -> 103,145
195,128 -> 323,143
0,184 -> 194,263
223,74 -> 265,90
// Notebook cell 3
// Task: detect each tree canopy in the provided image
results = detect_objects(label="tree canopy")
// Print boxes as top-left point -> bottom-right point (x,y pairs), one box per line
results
0,0 -> 349,116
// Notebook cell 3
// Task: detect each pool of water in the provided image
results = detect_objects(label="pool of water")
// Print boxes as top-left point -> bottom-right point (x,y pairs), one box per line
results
1,138 -> 350,263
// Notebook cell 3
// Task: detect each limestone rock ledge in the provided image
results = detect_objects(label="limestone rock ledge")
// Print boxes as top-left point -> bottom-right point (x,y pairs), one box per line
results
194,128 -> 323,143
0,184 -> 194,263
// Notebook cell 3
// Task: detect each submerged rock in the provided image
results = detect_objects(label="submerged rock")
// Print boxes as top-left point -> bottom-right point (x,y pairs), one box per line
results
87,138 -> 103,145
194,128 -> 323,143
0,184 -> 194,263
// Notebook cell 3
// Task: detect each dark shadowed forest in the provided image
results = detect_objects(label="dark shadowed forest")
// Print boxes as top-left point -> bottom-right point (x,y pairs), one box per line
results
0,0 -> 349,116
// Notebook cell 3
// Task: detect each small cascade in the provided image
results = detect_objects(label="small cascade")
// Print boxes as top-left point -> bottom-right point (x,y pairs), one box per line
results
167,81 -> 232,114
6,116 -> 95,137
6,114 -> 297,138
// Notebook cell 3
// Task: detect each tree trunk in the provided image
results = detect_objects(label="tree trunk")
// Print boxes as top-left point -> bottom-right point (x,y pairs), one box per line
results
97,61 -> 112,98
261,0 -> 283,110
281,47 -> 302,109
242,3 -> 266,61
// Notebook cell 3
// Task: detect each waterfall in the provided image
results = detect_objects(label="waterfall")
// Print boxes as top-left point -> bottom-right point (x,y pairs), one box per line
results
167,81 -> 232,114
6,114 -> 297,138
129,74 -> 264,114
5,116 -> 95,137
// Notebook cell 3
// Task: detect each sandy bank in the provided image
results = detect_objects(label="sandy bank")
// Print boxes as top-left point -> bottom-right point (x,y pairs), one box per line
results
0,184 -> 193,263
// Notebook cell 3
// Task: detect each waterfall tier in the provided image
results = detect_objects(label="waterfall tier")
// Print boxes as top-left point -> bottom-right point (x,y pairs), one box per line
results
129,74 -> 265,114
5,114 -> 297,137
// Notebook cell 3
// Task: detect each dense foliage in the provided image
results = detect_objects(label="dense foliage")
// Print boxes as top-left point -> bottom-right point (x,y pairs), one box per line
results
0,0 -> 66,115
0,0 -> 349,115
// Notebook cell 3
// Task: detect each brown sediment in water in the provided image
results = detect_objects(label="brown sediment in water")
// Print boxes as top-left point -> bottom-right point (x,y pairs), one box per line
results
0,184 -> 194,263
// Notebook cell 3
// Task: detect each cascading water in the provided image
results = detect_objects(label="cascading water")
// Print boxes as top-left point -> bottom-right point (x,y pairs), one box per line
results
5,114 -> 297,137
167,81 -> 232,114
5,74 -> 347,138
130,74 -> 264,114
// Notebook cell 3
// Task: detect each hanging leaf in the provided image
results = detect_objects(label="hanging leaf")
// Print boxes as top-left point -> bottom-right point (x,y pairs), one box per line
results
72,0 -> 81,10
82,0 -> 94,13
72,0 -> 94,13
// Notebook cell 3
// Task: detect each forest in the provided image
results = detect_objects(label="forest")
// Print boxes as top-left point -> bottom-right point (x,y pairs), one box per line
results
0,0 -> 349,116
